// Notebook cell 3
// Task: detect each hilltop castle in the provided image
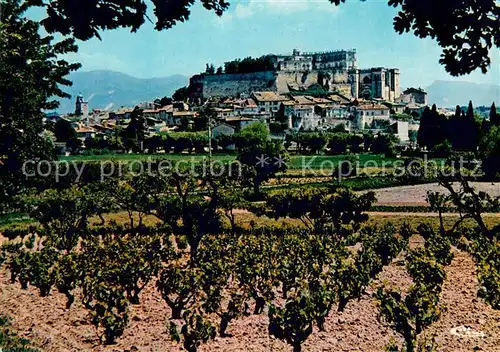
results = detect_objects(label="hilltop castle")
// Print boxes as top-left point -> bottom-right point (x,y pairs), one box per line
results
189,48 -> 400,102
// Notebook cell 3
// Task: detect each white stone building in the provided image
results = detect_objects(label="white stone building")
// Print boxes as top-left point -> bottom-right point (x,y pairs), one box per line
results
350,103 -> 391,130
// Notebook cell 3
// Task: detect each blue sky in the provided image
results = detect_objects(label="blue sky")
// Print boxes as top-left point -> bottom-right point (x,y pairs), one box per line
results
54,0 -> 499,88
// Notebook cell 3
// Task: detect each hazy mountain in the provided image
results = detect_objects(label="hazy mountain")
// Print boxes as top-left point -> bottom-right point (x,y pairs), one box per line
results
55,72 -> 499,113
56,70 -> 189,113
426,80 -> 500,108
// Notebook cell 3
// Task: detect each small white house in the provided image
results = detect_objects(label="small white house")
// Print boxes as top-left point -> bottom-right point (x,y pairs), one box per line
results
391,121 -> 409,142
351,103 -> 391,130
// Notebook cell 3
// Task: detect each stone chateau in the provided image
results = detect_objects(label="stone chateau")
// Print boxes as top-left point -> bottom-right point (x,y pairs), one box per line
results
189,49 -> 400,102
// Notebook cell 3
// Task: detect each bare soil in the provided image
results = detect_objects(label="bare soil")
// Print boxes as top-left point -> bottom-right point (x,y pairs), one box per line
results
369,182 -> 500,206
1,247 -> 498,352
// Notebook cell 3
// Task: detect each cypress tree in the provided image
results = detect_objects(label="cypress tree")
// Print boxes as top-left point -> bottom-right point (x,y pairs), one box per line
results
490,102 -> 500,126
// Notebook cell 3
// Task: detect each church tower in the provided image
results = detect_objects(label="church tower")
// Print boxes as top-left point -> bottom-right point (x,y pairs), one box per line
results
75,94 -> 84,115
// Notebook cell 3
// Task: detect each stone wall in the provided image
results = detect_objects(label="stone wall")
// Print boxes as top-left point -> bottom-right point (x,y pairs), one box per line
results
189,69 -> 355,99
189,71 -> 278,99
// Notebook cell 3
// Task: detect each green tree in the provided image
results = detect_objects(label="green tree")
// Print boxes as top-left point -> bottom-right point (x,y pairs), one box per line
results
490,102 -> 500,126
0,0 -> 80,201
236,123 -> 287,194
371,133 -> 398,156
479,125 -> 500,179
173,86 -> 190,102
159,96 -> 173,106
205,63 -> 215,75
450,101 -> 480,151
417,105 -> 447,150
122,107 -> 146,152
195,106 -> 216,131
54,119 -> 77,142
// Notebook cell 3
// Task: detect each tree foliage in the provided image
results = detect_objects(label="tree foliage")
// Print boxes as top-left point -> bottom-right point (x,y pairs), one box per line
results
223,55 -> 276,74
0,0 -> 80,200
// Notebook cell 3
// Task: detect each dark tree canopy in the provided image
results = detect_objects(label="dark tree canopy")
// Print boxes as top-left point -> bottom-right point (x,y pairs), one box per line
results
27,0 -> 499,76
0,0 -> 80,200
30,0 -> 229,40
223,55 -> 276,74
490,102 -> 500,126
384,0 -> 499,76
417,105 -> 448,150
54,119 -> 77,142
173,86 -> 190,102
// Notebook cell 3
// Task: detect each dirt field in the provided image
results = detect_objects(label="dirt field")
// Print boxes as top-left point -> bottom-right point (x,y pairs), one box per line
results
369,182 -> 500,206
1,247 -> 499,352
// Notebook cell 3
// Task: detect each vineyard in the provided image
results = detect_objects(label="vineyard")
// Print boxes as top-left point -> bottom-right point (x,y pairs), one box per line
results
0,164 -> 499,352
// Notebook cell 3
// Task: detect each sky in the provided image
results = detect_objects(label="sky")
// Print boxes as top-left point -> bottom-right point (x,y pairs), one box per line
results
43,0 -> 499,89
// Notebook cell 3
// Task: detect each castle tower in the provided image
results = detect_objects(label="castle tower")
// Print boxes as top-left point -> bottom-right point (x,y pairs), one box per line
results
349,69 -> 360,99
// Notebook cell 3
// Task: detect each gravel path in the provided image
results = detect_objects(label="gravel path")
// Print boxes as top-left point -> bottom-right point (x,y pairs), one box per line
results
369,182 -> 500,206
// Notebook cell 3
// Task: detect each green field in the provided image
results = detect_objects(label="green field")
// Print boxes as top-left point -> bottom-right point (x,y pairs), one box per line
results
286,154 -> 399,170
61,153 -> 402,170
60,153 -> 236,163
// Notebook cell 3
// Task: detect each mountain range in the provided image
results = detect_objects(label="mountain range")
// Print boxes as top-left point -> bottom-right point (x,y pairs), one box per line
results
56,70 -> 189,113
426,80 -> 499,108
55,70 -> 499,113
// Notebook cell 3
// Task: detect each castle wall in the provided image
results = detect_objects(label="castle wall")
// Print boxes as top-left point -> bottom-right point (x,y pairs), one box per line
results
188,55 -> 400,102
190,71 -> 278,99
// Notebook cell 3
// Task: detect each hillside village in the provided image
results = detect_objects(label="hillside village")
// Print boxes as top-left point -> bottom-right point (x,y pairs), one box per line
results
50,48 -> 451,152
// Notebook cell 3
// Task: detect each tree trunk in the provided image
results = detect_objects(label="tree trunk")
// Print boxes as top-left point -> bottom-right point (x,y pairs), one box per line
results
293,341 -> 302,352
128,288 -> 140,304
316,316 -> 325,332
338,296 -> 348,312
254,297 -> 265,315
65,292 -> 75,309
171,304 -> 183,319
219,316 -> 229,337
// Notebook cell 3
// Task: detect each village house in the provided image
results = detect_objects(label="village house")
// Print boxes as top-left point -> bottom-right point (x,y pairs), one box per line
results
397,87 -> 428,106
389,121 -> 410,142
171,111 -> 198,127
211,123 -> 236,139
385,102 -> 407,114
74,123 -> 98,141
233,98 -> 259,115
350,102 -> 391,130
327,93 -> 351,105
90,123 -> 114,135
282,101 -> 318,130
252,91 -> 290,114
109,107 -> 134,121
315,104 -> 347,119
213,107 -> 234,119
224,116 -> 261,130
